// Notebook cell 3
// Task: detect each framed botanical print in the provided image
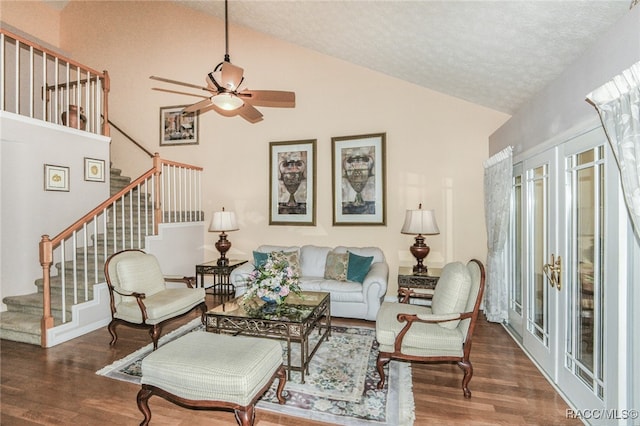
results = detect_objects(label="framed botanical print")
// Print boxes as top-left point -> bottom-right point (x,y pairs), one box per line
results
84,157 -> 105,182
269,139 -> 316,226
44,164 -> 70,192
332,132 -> 386,225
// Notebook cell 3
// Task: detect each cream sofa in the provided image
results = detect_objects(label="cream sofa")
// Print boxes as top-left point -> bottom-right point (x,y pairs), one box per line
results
230,245 -> 389,321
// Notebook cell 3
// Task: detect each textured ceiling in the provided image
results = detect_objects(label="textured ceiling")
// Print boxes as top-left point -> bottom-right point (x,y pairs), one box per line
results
178,0 -> 632,114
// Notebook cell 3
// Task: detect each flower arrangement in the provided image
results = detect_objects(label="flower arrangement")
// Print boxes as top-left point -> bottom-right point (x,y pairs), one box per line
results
243,252 -> 302,305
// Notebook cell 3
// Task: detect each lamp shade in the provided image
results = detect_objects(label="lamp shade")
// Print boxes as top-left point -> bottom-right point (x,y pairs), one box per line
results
401,208 -> 440,235
208,209 -> 239,232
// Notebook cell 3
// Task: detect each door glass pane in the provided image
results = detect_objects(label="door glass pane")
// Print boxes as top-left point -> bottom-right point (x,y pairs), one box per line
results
567,147 -> 605,399
511,174 -> 523,315
528,165 -> 548,344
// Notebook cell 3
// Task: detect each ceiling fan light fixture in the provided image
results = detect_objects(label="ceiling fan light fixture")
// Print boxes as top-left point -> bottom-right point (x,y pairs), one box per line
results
212,93 -> 244,111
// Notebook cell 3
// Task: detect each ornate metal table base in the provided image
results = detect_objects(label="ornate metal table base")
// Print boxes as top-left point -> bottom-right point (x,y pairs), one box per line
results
205,291 -> 331,383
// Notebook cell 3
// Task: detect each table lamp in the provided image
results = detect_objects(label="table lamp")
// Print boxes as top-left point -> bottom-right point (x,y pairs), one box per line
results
209,207 -> 239,266
401,204 -> 440,274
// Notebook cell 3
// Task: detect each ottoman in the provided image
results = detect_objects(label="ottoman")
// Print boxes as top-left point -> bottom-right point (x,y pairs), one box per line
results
137,331 -> 286,426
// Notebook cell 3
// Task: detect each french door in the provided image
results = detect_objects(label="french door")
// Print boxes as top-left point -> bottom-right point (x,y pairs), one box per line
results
508,126 -> 619,415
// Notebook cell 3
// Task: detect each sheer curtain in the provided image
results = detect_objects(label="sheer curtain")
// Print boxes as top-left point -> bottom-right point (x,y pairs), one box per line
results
586,61 -> 640,239
483,146 -> 513,323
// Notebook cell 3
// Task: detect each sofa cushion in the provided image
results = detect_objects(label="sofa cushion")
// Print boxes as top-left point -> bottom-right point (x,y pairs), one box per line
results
431,262 -> 472,329
300,245 -> 333,277
324,251 -> 349,281
253,251 -> 269,268
333,246 -> 385,263
346,251 -> 374,283
300,278 -> 364,302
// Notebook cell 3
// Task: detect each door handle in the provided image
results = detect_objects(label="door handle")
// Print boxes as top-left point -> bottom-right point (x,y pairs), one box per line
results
543,254 -> 561,291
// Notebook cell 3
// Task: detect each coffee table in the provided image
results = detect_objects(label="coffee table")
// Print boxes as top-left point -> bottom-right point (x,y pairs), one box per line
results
205,291 -> 331,383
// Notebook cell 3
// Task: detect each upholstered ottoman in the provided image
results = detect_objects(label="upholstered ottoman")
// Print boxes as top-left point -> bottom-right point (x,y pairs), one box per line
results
137,332 -> 286,426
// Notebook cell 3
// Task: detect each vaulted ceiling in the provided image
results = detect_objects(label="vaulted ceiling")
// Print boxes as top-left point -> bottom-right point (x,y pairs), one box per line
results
178,0 -> 632,114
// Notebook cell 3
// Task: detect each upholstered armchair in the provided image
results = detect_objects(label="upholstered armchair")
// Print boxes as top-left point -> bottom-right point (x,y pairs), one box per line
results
104,249 -> 207,350
375,259 -> 485,398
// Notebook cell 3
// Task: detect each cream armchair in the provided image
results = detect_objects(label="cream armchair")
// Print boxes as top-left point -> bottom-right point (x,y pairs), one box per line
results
104,249 -> 207,350
375,259 -> 485,398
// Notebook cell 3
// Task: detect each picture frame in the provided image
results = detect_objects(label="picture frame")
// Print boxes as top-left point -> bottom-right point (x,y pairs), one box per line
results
269,139 -> 316,226
332,132 -> 386,226
159,105 -> 199,146
84,157 -> 105,182
44,164 -> 70,192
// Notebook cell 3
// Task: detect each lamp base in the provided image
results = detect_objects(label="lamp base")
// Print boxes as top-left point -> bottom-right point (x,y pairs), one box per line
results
409,234 -> 430,275
215,232 -> 231,267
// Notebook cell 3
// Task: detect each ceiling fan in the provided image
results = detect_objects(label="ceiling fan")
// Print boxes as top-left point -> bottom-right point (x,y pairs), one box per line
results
150,0 -> 295,123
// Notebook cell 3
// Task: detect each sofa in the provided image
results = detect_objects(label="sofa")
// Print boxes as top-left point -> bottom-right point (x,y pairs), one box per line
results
230,245 -> 389,321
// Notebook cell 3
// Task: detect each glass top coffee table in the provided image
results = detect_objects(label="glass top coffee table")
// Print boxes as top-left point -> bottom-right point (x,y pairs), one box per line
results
205,291 -> 331,383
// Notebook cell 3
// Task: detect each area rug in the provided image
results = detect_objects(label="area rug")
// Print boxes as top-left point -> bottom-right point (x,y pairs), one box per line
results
96,319 -> 414,426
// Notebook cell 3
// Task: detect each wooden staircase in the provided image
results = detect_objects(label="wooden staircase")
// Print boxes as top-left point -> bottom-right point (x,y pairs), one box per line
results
0,167 -> 137,345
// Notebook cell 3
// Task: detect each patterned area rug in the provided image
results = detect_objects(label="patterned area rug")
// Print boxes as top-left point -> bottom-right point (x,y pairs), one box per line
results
96,319 -> 414,426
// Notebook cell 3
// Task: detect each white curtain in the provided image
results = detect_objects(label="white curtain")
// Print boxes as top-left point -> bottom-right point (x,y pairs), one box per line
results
483,146 -> 513,323
586,61 -> 640,240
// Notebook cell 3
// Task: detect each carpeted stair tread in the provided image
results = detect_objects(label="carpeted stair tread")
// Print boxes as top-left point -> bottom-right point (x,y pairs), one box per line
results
0,312 -> 42,345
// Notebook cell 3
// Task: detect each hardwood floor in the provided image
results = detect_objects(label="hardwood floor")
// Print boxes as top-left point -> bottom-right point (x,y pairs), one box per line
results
1,294 -> 580,425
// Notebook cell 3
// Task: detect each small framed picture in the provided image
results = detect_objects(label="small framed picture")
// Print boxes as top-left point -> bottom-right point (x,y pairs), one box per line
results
44,164 -> 70,192
332,132 -> 386,226
160,105 -> 199,146
269,139 -> 316,226
84,158 -> 105,182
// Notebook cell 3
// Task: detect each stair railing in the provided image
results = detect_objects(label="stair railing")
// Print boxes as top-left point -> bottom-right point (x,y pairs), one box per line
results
38,154 -> 203,347
0,27 -> 110,135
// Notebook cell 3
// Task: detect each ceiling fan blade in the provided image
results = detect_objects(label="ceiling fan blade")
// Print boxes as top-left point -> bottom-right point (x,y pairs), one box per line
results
220,61 -> 244,91
183,98 -> 213,113
237,103 -> 263,124
152,87 -> 210,99
238,90 -> 295,108
150,75 -> 208,91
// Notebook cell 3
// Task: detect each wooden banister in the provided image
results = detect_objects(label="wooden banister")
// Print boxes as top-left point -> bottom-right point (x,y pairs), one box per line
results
38,155 -> 203,346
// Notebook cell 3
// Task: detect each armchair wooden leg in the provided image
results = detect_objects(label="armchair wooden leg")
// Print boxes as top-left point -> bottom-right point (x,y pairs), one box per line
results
376,353 -> 391,390
107,320 -> 118,346
198,301 -> 207,325
457,360 -> 473,399
150,325 -> 162,350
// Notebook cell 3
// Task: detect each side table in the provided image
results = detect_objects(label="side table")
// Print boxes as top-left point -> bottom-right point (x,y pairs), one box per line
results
397,266 -> 441,304
195,259 -> 247,296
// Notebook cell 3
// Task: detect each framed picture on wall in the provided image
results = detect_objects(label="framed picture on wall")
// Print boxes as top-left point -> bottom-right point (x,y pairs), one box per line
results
269,139 -> 316,226
332,132 -> 386,226
44,164 -> 70,192
159,105 -> 199,146
84,157 -> 105,182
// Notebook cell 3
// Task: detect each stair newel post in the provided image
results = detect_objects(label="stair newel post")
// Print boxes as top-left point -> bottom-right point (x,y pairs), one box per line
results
39,234 -> 54,347
153,153 -> 162,235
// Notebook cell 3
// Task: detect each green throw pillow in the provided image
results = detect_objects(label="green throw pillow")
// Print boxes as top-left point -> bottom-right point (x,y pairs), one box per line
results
324,252 -> 349,281
347,251 -> 374,283
253,251 -> 269,268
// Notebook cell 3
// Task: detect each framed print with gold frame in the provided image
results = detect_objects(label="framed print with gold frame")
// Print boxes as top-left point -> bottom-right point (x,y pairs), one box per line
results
269,139 -> 316,226
332,132 -> 386,226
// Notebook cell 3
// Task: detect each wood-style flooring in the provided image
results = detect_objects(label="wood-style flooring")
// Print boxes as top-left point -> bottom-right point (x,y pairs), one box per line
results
1,293 -> 580,425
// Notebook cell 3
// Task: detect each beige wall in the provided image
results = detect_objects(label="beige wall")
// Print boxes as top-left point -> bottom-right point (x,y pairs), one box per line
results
6,1 -> 509,297
1,1 -> 62,47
